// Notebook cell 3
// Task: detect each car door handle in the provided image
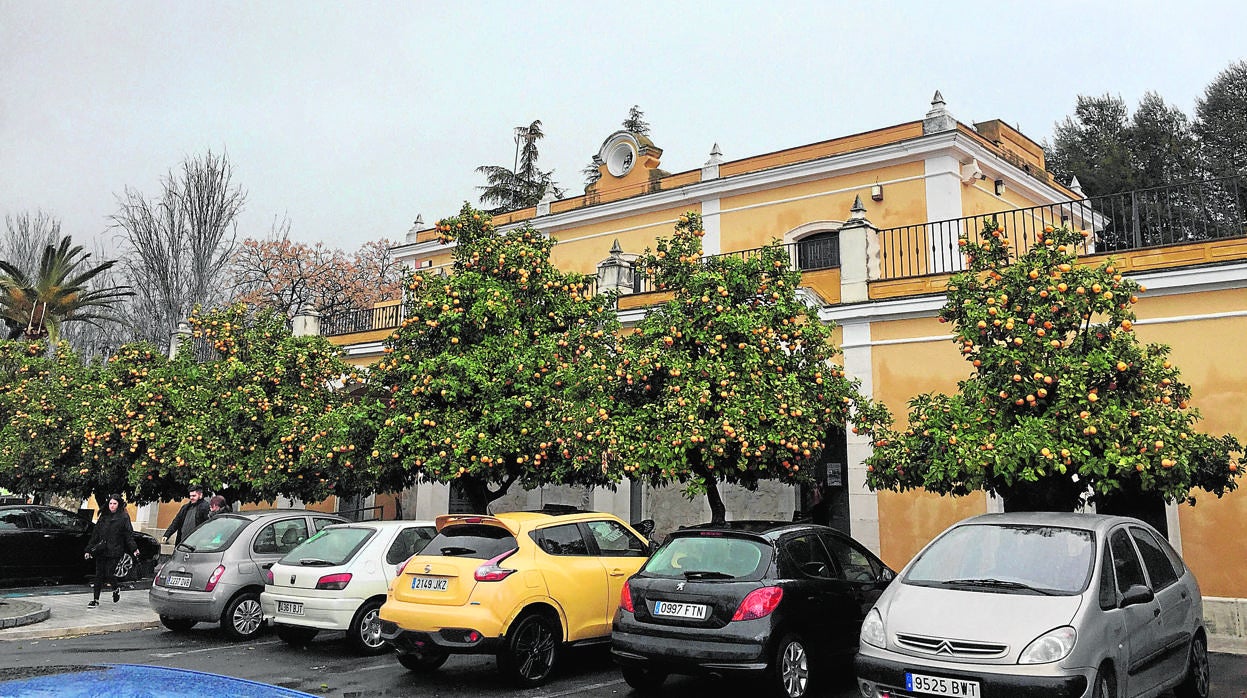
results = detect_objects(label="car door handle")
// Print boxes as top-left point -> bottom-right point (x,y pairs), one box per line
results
608,568 -> 627,576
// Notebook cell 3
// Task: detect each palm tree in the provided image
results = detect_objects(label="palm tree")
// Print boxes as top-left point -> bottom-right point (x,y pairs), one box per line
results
476,120 -> 564,213
0,237 -> 132,342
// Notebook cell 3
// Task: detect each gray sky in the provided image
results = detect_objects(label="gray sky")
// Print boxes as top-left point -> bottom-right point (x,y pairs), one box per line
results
3,1 -> 1245,256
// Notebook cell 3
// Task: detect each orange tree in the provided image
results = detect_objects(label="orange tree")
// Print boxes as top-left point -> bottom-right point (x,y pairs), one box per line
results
122,303 -> 362,504
0,340 -> 93,498
607,213 -> 887,525
866,221 -> 1241,517
355,203 -> 617,513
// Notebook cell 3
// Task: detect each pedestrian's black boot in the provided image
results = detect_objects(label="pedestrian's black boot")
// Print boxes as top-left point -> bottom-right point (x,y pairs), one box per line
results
87,599 -> 99,609
112,588 -> 121,603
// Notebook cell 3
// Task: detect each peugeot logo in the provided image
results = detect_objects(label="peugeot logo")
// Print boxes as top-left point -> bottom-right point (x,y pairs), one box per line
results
675,582 -> 685,591
182,553 -> 190,561
290,575 -> 296,585
425,564 -> 432,574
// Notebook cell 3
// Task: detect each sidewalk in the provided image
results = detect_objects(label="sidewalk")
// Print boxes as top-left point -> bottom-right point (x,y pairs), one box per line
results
0,585 -> 160,642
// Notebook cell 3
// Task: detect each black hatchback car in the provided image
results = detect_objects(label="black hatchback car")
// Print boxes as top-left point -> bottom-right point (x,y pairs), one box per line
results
0,504 -> 162,583
612,520 -> 894,698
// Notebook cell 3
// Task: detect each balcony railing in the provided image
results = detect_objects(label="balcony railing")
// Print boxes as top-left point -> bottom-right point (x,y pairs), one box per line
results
878,174 -> 1247,280
322,304 -> 404,337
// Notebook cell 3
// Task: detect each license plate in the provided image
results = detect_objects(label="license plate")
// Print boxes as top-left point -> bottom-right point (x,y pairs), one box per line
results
277,601 -> 304,616
165,573 -> 192,589
906,672 -> 981,697
653,600 -> 709,619
411,575 -> 448,591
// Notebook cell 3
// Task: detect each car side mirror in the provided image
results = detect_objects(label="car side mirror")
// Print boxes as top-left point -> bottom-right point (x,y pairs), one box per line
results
1119,584 -> 1154,608
879,568 -> 896,583
632,519 -> 656,537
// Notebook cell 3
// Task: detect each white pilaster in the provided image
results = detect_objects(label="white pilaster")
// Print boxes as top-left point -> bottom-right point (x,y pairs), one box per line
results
924,154 -> 965,274
591,481 -> 632,521
414,481 -> 451,520
701,198 -> 721,256
841,319 -> 880,555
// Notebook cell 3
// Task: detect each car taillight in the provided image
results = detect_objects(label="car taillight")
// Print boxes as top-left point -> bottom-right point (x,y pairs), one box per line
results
395,556 -> 412,576
316,573 -> 352,590
619,581 -> 634,613
204,565 -> 226,592
265,569 -> 274,584
474,547 -> 518,582
731,586 -> 783,621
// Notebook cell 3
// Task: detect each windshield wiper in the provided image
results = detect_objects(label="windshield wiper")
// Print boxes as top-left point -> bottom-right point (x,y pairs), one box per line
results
683,570 -> 733,580
440,546 -> 476,556
298,558 -> 335,566
944,578 -> 1054,595
175,543 -> 196,552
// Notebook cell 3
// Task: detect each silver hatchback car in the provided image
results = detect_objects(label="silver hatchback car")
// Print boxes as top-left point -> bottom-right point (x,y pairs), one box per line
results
149,509 -> 346,639
855,512 -> 1208,698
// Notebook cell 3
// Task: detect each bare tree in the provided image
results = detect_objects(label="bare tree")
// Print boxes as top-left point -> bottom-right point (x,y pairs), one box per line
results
111,151 -> 244,344
2,211 -> 63,277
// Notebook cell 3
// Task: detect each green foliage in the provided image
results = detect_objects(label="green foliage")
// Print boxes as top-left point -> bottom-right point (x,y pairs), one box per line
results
0,340 -> 92,497
1194,59 -> 1247,179
157,304 -> 360,504
360,203 -> 617,512
0,236 -> 131,342
866,221 -> 1242,509
608,212 -> 887,523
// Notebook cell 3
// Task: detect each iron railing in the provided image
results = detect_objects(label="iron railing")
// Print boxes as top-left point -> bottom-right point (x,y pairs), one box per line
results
879,174 -> 1247,280
321,304 -> 404,337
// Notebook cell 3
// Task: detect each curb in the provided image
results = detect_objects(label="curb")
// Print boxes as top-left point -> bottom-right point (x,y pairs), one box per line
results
0,600 -> 50,629
0,618 -> 160,642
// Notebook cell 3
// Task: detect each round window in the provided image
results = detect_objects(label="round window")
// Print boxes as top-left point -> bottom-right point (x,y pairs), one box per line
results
606,141 -> 636,177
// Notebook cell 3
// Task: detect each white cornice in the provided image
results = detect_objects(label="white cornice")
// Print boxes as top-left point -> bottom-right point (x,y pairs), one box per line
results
394,127 -> 1077,263
1129,261 -> 1247,295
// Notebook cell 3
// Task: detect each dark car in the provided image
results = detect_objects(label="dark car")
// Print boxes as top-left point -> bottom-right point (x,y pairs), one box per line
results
0,504 -> 162,583
0,664 -> 316,697
612,520 -> 894,698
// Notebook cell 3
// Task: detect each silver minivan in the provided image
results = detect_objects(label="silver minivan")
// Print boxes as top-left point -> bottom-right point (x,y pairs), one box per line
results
149,509 -> 345,639
855,512 -> 1208,698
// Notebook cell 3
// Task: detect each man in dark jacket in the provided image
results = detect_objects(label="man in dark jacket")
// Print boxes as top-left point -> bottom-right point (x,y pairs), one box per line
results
164,485 -> 210,545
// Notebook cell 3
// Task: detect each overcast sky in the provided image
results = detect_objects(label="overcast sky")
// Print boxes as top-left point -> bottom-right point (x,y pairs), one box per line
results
3,1 -> 1245,257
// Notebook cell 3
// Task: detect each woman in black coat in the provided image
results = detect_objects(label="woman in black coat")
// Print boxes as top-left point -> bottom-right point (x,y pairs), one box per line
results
84,494 -> 140,608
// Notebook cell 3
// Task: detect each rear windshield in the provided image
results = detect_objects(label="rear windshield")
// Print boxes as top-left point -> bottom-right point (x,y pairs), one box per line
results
280,527 -> 374,567
180,516 -> 249,554
642,534 -> 771,580
424,524 -> 517,560
905,523 -> 1095,595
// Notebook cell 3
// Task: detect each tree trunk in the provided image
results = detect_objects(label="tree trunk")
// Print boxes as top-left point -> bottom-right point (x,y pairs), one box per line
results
704,472 -> 726,525
998,476 -> 1084,513
1095,483 -> 1169,537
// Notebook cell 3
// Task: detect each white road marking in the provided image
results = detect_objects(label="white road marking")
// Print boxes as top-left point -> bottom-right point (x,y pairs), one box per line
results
543,678 -> 625,697
151,639 -> 280,658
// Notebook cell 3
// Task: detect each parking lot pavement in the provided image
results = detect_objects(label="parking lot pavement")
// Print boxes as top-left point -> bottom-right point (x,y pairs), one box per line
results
0,584 -> 159,641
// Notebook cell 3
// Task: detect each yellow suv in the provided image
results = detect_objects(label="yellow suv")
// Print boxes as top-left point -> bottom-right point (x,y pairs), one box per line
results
378,508 -> 654,686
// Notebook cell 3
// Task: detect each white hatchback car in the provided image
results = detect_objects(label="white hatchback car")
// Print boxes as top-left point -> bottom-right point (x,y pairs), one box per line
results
262,520 -> 436,653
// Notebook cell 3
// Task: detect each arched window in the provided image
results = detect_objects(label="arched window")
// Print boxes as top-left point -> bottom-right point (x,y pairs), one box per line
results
796,230 -> 840,271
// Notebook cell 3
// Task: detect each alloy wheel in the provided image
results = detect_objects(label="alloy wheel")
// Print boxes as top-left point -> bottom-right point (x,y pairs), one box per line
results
232,598 -> 263,637
514,618 -> 556,680
114,554 -> 133,579
779,639 -> 809,697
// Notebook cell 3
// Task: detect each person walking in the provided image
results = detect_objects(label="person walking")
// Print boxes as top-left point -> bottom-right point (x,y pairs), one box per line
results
208,494 -> 232,518
84,494 -> 140,608
164,485 -> 210,546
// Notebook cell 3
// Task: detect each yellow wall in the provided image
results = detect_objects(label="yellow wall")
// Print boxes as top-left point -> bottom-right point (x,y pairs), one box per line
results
549,205 -> 696,275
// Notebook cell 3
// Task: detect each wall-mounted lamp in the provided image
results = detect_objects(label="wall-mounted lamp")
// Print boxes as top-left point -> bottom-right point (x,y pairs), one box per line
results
994,179 -> 1006,196
870,184 -> 883,201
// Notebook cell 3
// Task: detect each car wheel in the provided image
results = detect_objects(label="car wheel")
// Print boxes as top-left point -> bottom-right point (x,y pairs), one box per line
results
159,615 -> 197,632
621,665 -> 668,691
220,591 -> 265,641
1175,634 -> 1210,698
114,553 -> 136,581
347,599 -> 388,655
275,624 -> 319,647
498,612 -> 560,687
1091,664 -> 1116,698
768,633 -> 812,698
397,648 -> 449,672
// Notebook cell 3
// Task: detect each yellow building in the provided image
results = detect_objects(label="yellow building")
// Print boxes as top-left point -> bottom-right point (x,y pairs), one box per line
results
324,93 -> 1247,647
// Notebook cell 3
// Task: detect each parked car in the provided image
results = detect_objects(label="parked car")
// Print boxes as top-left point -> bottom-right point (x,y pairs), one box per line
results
378,509 -> 654,687
855,512 -> 1209,698
612,520 -> 893,698
149,509 -> 346,640
0,504 -> 161,583
261,519 -> 437,653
